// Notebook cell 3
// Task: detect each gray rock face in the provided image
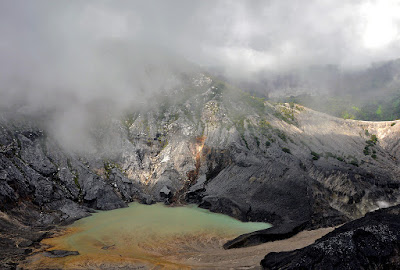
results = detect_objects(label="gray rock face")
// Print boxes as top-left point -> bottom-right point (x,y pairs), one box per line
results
18,134 -> 57,176
160,185 -> 172,200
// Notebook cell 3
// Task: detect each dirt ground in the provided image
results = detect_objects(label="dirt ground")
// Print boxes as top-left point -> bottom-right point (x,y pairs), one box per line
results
169,227 -> 335,269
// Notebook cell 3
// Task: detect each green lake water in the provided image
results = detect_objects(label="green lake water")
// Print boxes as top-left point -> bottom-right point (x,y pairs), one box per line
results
36,202 -> 271,268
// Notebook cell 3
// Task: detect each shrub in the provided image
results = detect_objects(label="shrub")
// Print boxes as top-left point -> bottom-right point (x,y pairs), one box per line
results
370,134 -> 378,143
349,159 -> 359,167
311,151 -> 320,160
282,147 -> 291,154
366,140 -> 375,146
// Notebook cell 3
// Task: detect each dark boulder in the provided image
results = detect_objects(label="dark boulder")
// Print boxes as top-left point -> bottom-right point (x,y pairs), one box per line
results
160,185 -> 172,199
261,204 -> 400,270
224,221 -> 308,249
43,250 -> 80,258
199,196 -> 250,221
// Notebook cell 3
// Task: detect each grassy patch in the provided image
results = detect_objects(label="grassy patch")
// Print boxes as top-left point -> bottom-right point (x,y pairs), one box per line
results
241,92 -> 265,115
370,134 -> 378,144
73,172 -> 80,189
365,134 -> 378,158
273,105 -> 296,124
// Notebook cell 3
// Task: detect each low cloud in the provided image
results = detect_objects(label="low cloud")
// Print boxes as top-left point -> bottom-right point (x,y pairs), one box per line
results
1,0 -> 400,151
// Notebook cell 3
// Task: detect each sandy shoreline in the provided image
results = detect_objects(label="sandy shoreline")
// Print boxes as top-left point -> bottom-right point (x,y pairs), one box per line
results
169,227 -> 335,269
21,226 -> 334,269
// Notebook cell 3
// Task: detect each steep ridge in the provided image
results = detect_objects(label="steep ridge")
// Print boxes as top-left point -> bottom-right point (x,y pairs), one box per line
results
1,73 -> 400,267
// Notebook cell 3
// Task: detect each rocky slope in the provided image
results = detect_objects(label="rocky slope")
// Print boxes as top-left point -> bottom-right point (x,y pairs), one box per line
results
1,73 -> 400,268
261,204 -> 400,269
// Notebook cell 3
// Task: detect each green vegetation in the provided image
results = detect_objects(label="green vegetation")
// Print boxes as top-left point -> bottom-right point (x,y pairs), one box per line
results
324,152 -> 335,158
232,116 -> 245,135
363,133 -> 378,158
279,92 -> 400,121
346,155 -> 359,166
391,122 -> 396,126
365,134 -> 378,146
282,147 -> 291,154
274,128 -> 287,142
73,171 -> 80,189
258,119 -> 272,131
161,140 -> 168,149
322,152 -> 346,163
311,151 -> 320,160
240,92 -> 266,115
349,158 -> 359,167
376,105 -> 382,116
155,133 -> 168,149
370,134 -> 378,144
104,161 -> 123,179
232,114 -> 249,149
342,111 -> 355,120
273,105 -> 297,124
242,135 -> 249,149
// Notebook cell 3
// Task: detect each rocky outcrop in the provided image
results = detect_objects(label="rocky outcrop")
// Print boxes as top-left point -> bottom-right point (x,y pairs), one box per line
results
261,204 -> 400,270
224,221 -> 308,249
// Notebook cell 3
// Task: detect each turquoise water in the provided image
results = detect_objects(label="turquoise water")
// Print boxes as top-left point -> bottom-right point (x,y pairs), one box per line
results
72,202 -> 270,235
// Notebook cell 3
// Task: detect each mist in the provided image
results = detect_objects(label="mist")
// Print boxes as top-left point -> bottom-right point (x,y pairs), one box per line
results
1,0 -> 400,152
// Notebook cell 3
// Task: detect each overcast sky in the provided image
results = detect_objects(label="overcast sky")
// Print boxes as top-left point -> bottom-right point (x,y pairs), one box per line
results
1,1 -> 400,73
1,0 -> 400,151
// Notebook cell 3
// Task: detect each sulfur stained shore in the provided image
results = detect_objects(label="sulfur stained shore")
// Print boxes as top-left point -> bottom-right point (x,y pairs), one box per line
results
20,202 -> 279,269
21,226 -> 333,269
